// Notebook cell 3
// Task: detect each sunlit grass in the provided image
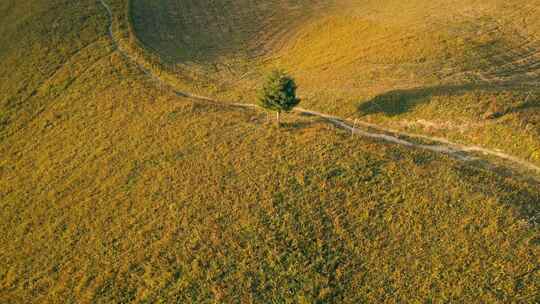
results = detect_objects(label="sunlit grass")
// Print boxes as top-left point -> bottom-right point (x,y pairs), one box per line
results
0,0 -> 539,302
129,0 -> 540,167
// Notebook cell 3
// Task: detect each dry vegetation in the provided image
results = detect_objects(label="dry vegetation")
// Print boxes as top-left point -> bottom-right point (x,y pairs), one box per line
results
1,0 -> 539,303
130,0 -> 540,167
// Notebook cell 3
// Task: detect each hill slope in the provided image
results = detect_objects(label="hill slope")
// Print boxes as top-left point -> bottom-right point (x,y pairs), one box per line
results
131,0 -> 540,168
0,0 -> 539,303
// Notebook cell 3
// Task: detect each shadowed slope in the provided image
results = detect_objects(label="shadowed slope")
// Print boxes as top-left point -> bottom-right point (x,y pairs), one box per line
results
130,0 -> 333,63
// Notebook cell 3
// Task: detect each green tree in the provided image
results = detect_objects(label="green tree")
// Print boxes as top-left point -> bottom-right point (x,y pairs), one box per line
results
259,70 -> 300,127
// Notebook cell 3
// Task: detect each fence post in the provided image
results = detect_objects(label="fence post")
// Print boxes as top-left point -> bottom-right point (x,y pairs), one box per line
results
352,119 -> 358,137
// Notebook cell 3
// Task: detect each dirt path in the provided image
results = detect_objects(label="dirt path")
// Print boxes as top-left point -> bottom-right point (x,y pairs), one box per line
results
97,0 -> 540,178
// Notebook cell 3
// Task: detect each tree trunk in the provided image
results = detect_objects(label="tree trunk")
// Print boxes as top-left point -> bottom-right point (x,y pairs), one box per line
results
276,111 -> 281,127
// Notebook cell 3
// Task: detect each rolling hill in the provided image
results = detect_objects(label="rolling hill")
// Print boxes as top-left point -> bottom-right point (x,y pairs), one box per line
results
0,0 -> 539,302
131,0 -> 540,168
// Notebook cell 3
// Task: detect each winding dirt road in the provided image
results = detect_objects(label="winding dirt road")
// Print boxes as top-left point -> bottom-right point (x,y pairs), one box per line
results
97,0 -> 540,178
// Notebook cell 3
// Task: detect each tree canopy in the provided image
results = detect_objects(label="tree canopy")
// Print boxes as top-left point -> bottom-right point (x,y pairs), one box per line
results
259,70 -> 300,126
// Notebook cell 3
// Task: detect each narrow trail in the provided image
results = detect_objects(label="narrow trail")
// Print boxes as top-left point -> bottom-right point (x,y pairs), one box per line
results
97,0 -> 540,178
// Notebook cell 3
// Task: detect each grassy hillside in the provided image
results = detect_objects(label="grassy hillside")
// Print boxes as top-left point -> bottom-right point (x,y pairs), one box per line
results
0,0 -> 110,141
1,0 -> 539,303
130,0 -> 540,167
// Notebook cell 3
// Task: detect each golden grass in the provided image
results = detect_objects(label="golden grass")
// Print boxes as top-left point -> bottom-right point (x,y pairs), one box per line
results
0,0 -> 539,302
129,0 -> 540,168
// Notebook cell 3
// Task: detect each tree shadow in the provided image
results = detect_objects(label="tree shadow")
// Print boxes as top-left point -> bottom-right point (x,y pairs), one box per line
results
357,82 -> 536,117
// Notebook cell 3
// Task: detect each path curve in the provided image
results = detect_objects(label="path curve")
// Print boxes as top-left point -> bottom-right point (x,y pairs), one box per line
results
97,0 -> 540,177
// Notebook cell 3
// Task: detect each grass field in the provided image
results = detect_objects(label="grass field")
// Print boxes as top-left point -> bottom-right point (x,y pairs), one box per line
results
130,0 -> 540,168
1,0 -> 539,302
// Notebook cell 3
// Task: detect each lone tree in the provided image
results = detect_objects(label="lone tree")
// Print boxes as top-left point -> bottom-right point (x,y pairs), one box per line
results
259,70 -> 300,127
